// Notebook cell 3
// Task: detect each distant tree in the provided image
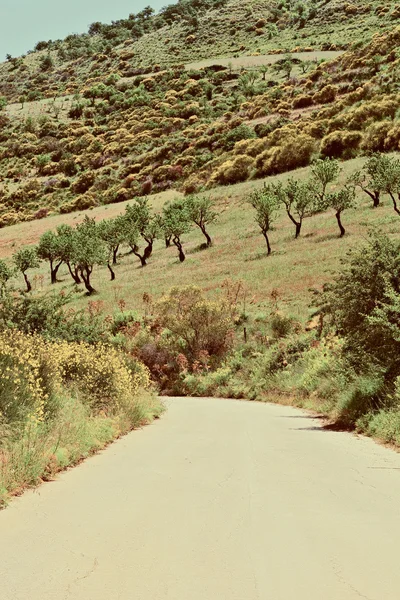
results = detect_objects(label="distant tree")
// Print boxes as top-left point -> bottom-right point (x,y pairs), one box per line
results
351,154 -> 391,208
88,22 -> 103,35
0,97 -> 7,111
163,200 -> 192,262
273,55 -> 294,80
56,224 -> 81,284
73,217 -> 107,294
184,194 -> 218,247
37,230 -> 63,284
299,59 -> 313,75
259,64 -> 269,81
310,158 -> 341,204
138,6 -> 155,20
19,95 -> 26,109
247,187 -> 279,255
0,259 -> 13,296
238,72 -> 258,97
39,53 -> 54,71
324,186 -> 356,237
13,247 -> 40,293
34,40 -> 49,51
98,216 -> 127,280
375,157 -> 400,216
275,178 -> 316,238
124,199 -> 160,266
82,84 -> 106,106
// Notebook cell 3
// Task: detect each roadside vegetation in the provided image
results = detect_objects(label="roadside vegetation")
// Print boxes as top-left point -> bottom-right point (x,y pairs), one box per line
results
0,292 -> 162,508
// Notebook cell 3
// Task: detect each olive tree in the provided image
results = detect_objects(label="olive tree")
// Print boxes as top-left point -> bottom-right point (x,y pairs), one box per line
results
184,194 -> 218,247
13,246 -> 40,292
37,230 -> 64,284
56,224 -> 81,284
162,200 -> 192,262
0,259 -> 13,296
376,157 -> 400,216
324,186 -> 356,237
351,154 -> 391,208
247,187 -> 279,255
275,178 -> 316,238
98,216 -> 127,280
73,217 -> 107,294
311,158 -> 341,204
124,199 -> 160,266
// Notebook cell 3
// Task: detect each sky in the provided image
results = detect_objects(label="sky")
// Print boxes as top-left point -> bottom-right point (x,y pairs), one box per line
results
0,0 -> 167,59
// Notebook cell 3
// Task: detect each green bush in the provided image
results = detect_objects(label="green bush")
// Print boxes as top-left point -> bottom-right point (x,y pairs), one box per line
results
335,373 -> 385,426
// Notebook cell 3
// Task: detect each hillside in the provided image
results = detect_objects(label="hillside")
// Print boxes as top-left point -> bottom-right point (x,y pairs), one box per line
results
2,15 -> 400,226
0,156 -> 397,319
2,1 -> 398,95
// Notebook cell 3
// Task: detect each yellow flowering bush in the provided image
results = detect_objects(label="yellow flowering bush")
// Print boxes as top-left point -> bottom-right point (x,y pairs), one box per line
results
0,331 -> 150,426
0,331 -> 59,425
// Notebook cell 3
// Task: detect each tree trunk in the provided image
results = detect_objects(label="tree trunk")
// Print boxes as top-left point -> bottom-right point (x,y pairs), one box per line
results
74,266 -> 82,284
263,232 -> 272,255
165,236 -> 172,248
287,210 -> 301,238
131,245 -> 147,267
50,260 -> 63,284
200,225 -> 212,247
80,268 -> 96,295
335,210 -> 345,237
107,263 -> 116,281
66,262 -> 81,284
143,240 -> 153,262
390,192 -> 400,216
173,237 -> 185,262
367,190 -> 380,208
23,272 -> 31,293
112,245 -> 119,265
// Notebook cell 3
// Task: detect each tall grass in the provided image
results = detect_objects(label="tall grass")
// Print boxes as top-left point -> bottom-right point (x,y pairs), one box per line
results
0,331 -> 163,508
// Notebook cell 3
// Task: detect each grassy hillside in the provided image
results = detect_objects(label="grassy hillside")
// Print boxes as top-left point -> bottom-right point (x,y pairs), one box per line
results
2,156 -> 399,322
2,1 -> 400,94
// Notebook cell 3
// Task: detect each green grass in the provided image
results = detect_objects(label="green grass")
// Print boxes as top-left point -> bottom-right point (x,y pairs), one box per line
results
4,155 -> 400,323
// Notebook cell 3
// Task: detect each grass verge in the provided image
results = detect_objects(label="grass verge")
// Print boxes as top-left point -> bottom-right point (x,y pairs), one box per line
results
0,390 -> 163,508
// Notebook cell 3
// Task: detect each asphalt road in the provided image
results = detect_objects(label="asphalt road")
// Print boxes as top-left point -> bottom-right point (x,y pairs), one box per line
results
1,397 -> 400,600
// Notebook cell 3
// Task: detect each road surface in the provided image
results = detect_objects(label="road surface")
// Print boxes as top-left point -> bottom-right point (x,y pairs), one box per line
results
1,397 -> 400,600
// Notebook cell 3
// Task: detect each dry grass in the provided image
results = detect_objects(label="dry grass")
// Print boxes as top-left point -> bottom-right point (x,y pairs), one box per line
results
5,95 -> 74,121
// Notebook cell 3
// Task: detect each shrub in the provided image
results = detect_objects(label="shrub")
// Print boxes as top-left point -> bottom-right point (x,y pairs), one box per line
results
257,134 -> 315,176
320,130 -> 362,159
313,84 -> 337,104
335,373 -> 385,426
317,231 -> 400,378
213,155 -> 254,185
224,123 -> 256,150
292,95 -> 313,109
361,121 -> 393,153
155,286 -> 235,366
